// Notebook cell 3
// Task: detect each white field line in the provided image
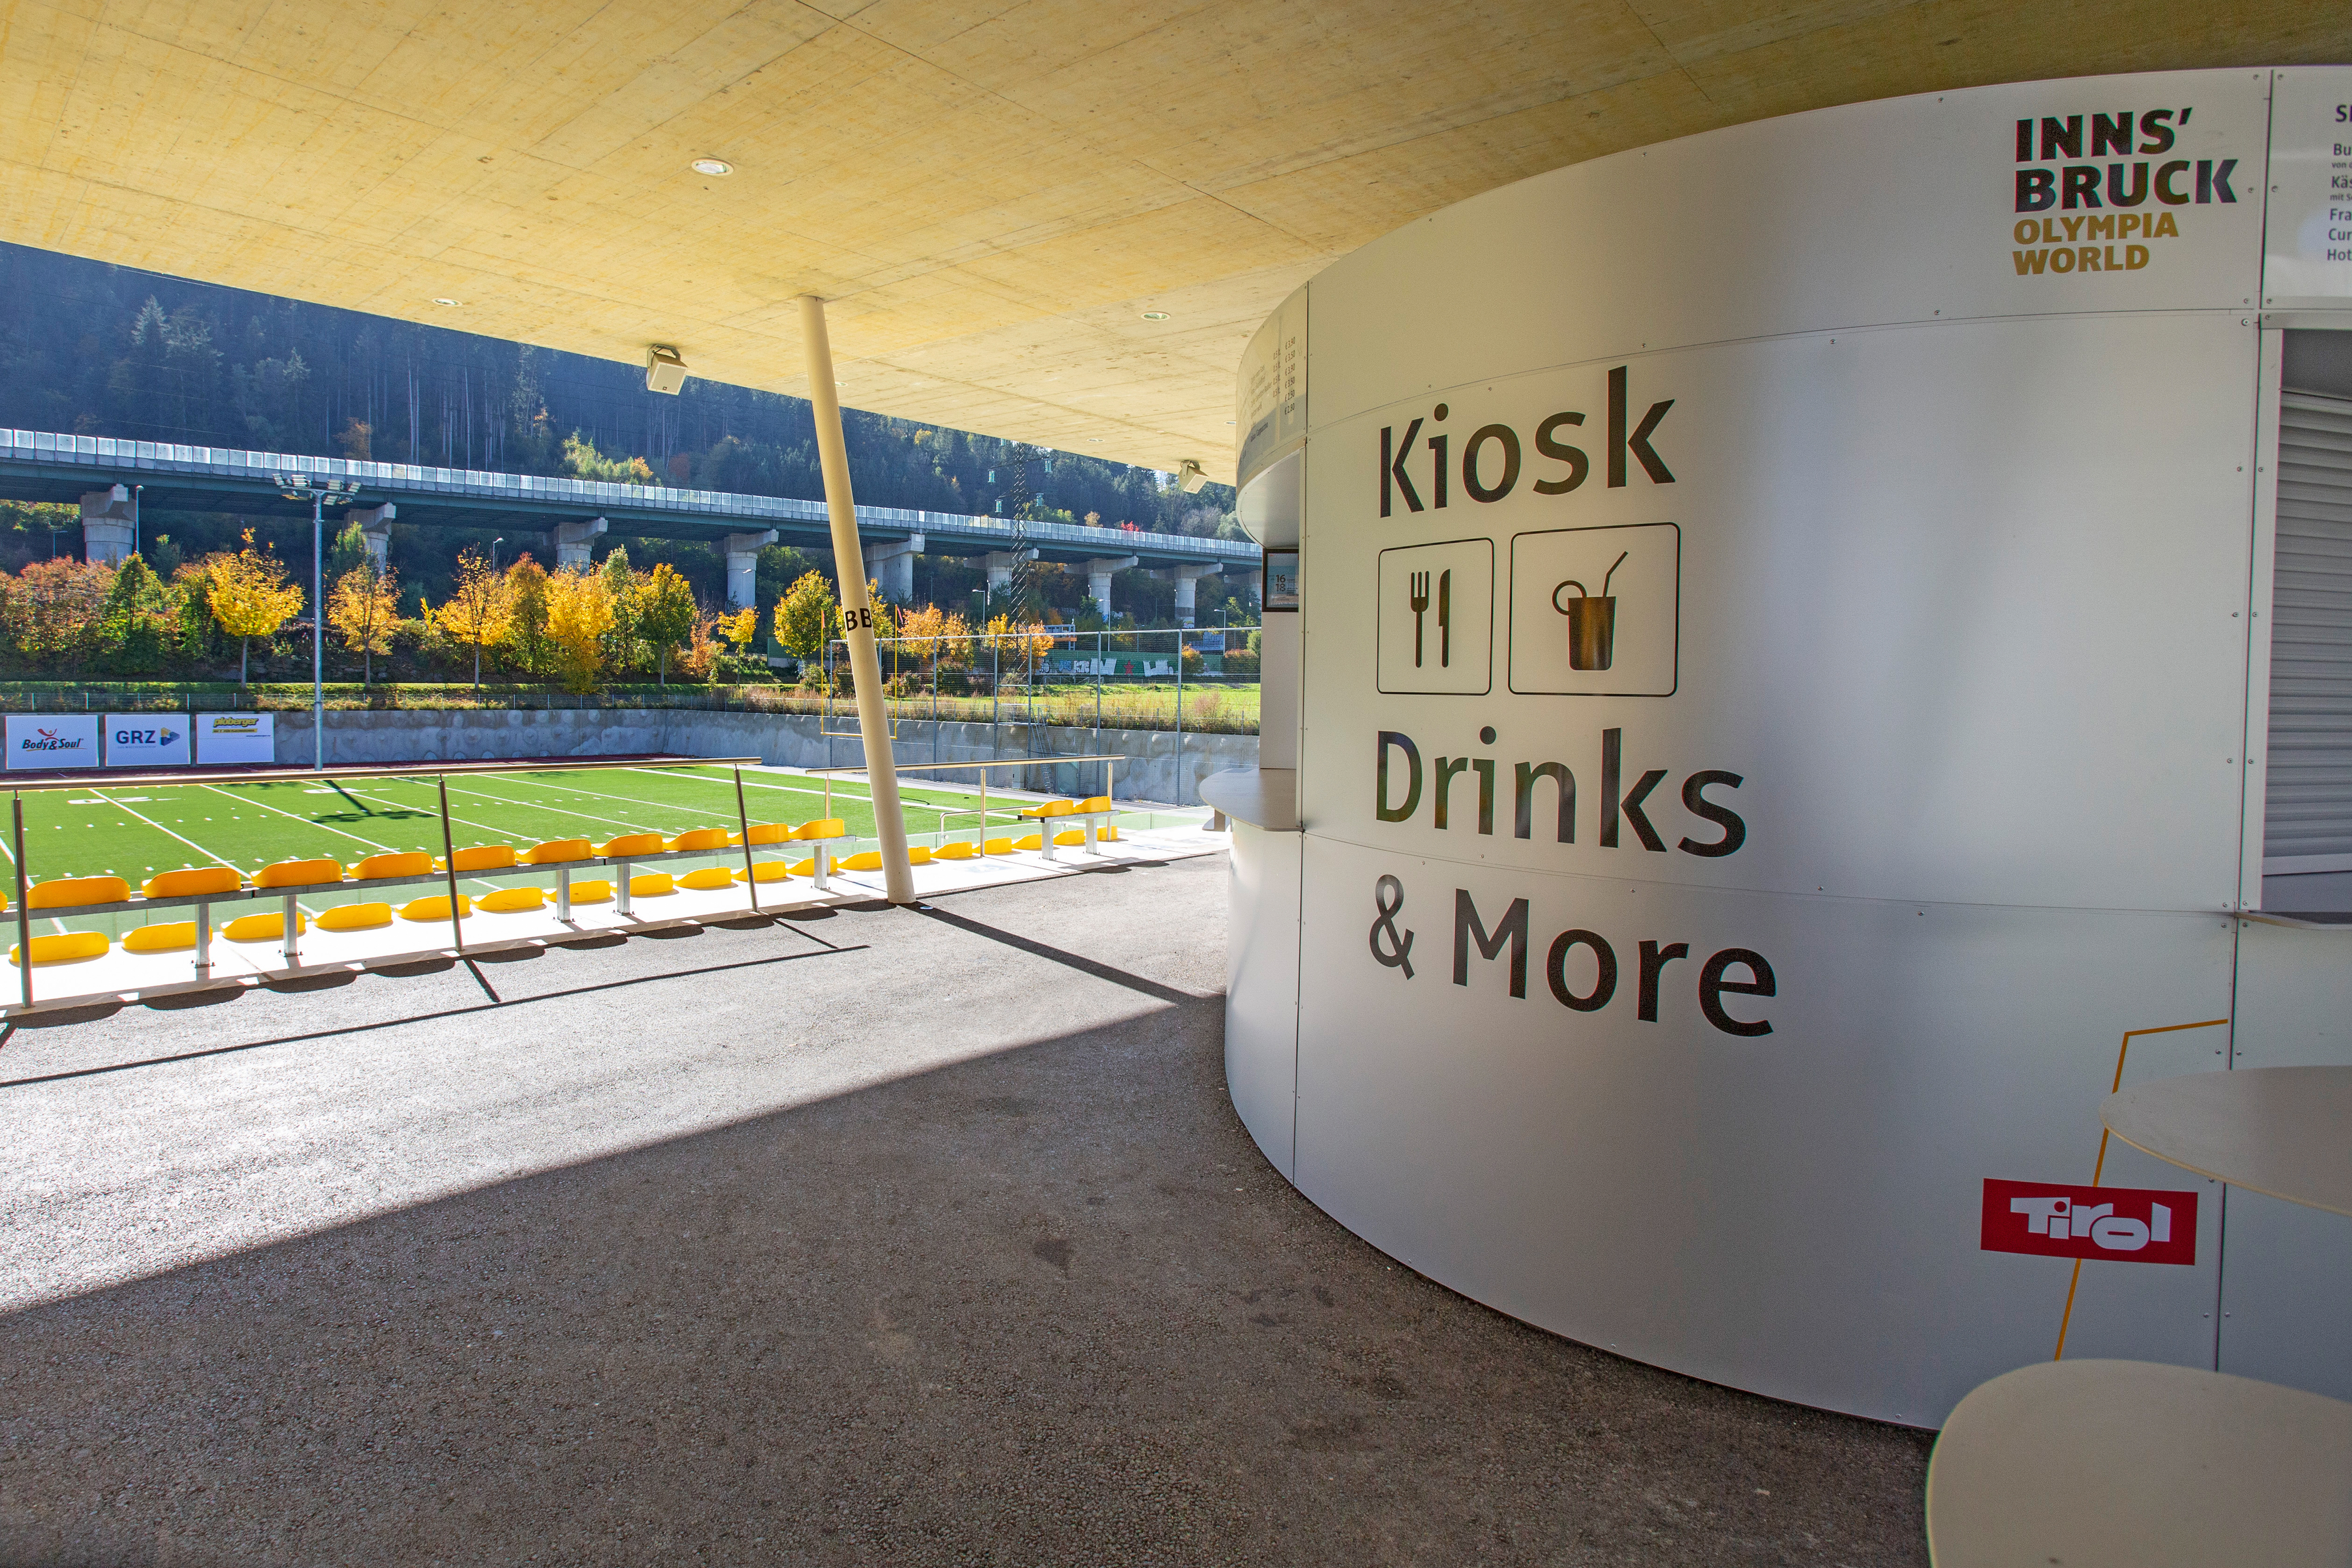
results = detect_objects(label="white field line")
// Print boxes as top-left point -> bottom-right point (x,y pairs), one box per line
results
433,776 -> 668,835
323,779 -> 635,894
198,783 -> 401,855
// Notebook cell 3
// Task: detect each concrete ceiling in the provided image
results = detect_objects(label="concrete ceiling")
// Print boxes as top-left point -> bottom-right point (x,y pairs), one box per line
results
2,2 -> 2345,482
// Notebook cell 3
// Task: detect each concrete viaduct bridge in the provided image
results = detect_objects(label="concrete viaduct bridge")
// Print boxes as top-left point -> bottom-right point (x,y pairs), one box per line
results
0,429 -> 1259,625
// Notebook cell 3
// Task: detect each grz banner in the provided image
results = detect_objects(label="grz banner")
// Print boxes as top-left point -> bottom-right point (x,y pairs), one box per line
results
194,712 -> 275,766
104,713 -> 191,768
4,715 -> 100,771
1980,1178 -> 2198,1266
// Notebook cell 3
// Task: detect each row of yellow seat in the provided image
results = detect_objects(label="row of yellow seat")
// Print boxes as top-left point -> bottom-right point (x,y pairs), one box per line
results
5,820 -> 856,965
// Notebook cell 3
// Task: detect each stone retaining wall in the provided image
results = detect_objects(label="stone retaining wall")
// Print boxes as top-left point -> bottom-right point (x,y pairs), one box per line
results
273,709 -> 1254,806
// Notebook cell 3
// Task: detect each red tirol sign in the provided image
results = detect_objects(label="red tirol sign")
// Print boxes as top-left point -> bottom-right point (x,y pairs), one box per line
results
1981,1178 -> 2198,1266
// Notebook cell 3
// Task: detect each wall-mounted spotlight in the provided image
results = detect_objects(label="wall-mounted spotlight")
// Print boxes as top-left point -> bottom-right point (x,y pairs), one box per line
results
1176,459 -> 1208,493
646,344 -> 689,395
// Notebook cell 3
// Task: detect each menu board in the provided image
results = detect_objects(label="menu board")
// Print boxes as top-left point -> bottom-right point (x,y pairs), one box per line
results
2263,67 -> 2352,307
1236,285 -> 1307,490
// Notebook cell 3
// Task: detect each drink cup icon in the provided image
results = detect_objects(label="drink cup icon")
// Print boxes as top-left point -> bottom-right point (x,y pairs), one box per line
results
1552,550 -> 1628,671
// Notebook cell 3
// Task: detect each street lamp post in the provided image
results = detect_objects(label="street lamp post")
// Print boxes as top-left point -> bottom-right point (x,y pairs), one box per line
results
491,537 -> 504,574
276,474 -> 360,770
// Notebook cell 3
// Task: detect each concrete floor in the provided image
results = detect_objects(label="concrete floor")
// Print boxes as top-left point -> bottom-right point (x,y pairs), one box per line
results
0,854 -> 1931,1566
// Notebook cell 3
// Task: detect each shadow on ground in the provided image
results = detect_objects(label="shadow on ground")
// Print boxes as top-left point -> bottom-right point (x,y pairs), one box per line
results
0,862 -> 1929,1566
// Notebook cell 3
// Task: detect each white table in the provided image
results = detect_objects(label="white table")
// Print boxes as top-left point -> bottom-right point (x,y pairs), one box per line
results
2104,1065 -> 2352,1218
1925,1359 -> 2352,1567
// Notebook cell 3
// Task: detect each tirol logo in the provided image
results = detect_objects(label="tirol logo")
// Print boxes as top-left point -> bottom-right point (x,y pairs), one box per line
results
20,727 -> 88,753
2008,107 -> 2231,278
1980,1178 -> 2197,1266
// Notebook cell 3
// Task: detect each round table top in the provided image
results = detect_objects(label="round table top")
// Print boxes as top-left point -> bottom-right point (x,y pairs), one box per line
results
2104,1065 -> 2352,1218
1926,1359 -> 2352,1567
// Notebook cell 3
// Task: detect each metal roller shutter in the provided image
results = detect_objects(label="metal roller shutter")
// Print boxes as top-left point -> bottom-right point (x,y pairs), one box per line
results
2266,390 -> 2352,873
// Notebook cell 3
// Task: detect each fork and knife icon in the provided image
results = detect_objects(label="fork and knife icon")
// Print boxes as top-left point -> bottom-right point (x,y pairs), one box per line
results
1409,569 -> 1450,667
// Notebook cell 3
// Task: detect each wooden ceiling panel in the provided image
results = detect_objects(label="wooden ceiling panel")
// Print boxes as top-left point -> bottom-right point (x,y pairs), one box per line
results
3,0 -> 2348,483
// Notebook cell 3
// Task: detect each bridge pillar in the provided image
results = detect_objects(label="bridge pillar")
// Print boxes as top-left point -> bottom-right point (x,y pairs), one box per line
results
1080,556 -> 1139,620
345,503 -> 396,571
1158,561 -> 1225,628
973,547 -> 1037,597
861,532 -> 923,604
553,517 -> 608,571
80,486 -> 134,564
723,530 -> 777,610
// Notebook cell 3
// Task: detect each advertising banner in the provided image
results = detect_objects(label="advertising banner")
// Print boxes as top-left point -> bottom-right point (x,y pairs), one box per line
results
4,714 -> 100,771
194,712 -> 274,766
103,713 -> 191,768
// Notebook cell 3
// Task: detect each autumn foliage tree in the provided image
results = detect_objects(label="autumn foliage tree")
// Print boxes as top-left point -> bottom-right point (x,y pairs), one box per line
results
205,530 -> 305,684
544,568 -> 613,693
433,548 -> 511,687
328,559 -> 399,685
636,561 -> 697,686
772,569 -> 839,665
503,554 -> 551,678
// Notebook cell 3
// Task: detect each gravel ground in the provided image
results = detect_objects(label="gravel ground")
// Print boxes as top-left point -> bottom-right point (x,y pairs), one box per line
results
0,853 -> 1930,1566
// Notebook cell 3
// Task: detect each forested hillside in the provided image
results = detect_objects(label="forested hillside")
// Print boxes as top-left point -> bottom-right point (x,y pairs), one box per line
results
0,243 -> 1242,626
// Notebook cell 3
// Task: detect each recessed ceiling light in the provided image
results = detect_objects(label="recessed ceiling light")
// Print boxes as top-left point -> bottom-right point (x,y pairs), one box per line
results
1141,311 -> 1169,321
691,158 -> 733,176
432,298 -> 461,306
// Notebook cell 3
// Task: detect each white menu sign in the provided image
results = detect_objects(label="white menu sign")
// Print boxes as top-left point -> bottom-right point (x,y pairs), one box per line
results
2263,67 -> 2352,306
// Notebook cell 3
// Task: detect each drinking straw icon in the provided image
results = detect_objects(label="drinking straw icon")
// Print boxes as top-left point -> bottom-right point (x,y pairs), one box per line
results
1552,550 -> 1628,671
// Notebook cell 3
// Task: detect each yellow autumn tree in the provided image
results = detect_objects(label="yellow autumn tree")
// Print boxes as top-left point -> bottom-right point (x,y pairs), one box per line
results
635,561 -> 698,686
713,606 -> 759,650
328,559 -> 400,686
433,547 -> 511,688
544,568 -> 615,693
205,530 -> 305,685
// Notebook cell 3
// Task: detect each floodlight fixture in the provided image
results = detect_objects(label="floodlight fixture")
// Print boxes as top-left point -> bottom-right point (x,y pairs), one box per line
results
647,344 -> 689,395
1176,459 -> 1208,494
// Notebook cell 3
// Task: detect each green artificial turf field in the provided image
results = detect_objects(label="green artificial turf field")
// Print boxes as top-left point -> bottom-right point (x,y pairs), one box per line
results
2,764 -> 1184,935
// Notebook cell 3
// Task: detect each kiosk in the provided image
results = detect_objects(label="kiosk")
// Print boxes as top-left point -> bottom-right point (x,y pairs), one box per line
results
1207,67 -> 2352,1425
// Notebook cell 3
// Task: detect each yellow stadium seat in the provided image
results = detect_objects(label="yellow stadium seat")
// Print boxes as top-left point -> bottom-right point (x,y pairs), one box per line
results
443,844 -> 517,871
28,875 -> 130,909
677,867 -> 734,891
397,894 -> 472,921
225,911 -> 304,942
9,930 -> 110,965
1054,830 -> 1087,846
906,846 -> 934,865
667,828 -> 730,852
1076,795 -> 1114,814
522,838 -> 593,864
597,833 -> 666,858
786,858 -> 817,878
792,818 -> 848,840
1097,826 -> 1119,842
351,851 -> 433,881
937,841 -> 979,860
629,873 -> 674,897
1018,800 -> 1078,820
733,862 -> 796,883
316,903 -> 392,931
122,922 -> 197,953
142,866 -> 241,898
570,879 -> 614,904
982,838 -> 1016,855
255,858 -> 344,889
730,823 -> 791,845
1014,834 -> 1043,851
476,886 -> 544,913
840,851 -> 883,871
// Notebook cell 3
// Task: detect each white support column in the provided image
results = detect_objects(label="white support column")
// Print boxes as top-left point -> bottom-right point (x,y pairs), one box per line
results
1080,556 -> 1138,619
79,486 -> 134,563
800,294 -> 916,906
346,502 -> 396,571
553,516 -> 608,570
724,530 -> 777,609
1158,561 -> 1225,628
974,548 -> 1037,595
862,532 -> 924,604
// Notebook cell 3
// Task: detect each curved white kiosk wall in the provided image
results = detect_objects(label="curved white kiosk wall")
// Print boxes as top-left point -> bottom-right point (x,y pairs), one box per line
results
1216,67 -> 2352,1426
